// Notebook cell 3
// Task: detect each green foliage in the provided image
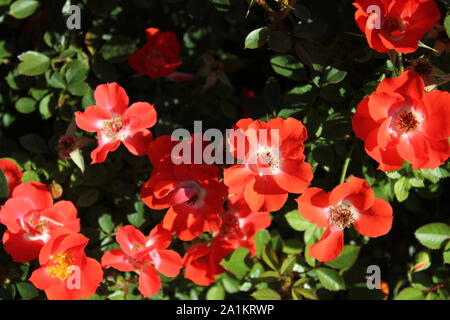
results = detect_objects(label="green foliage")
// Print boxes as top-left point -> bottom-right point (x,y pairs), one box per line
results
0,0 -> 448,302
415,223 -> 450,250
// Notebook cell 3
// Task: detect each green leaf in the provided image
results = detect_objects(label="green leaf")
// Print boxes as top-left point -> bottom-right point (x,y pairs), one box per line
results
9,0 -> 39,19
100,36 -> 136,62
244,27 -> 270,49
297,288 -> 318,300
444,15 -> 450,38
325,245 -> 360,270
18,51 -> 50,76
98,213 -> 114,234
77,189 -> 100,208
254,229 -> 271,258
206,285 -> 225,300
395,287 -> 425,300
270,54 -> 307,80
127,202 -> 145,227
261,246 -> 279,271
394,176 -> 410,202
46,70 -> 66,89
443,241 -> 450,264
412,251 -> 431,272
0,168 -> 9,198
282,239 -> 303,255
15,97 -> 36,114
415,223 -> 450,249
322,66 -> 347,86
221,273 -> 240,294
251,288 -> 281,300
15,282 -> 38,300
19,133 -> 48,154
316,267 -> 346,291
221,247 -> 250,279
285,210 -> 311,231
65,59 -> 89,84
280,255 -> 297,275
68,81 -> 89,96
69,148 -> 85,173
38,93 -> 53,120
21,170 -> 40,182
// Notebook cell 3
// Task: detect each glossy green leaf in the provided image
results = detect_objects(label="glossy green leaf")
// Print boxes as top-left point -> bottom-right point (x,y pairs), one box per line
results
18,51 -> 50,76
415,223 -> 450,249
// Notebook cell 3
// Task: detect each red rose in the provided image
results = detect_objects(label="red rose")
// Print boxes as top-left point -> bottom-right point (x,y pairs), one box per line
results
75,83 -> 157,164
224,117 -> 313,212
102,225 -> 182,298
141,135 -> 227,241
128,27 -> 182,79
29,230 -> 103,300
0,182 -> 80,263
353,0 -> 440,53
0,158 -> 23,197
296,176 -> 393,262
352,70 -> 450,171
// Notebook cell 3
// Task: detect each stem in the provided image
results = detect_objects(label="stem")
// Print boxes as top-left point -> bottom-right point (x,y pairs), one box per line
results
340,143 -> 355,184
397,53 -> 404,73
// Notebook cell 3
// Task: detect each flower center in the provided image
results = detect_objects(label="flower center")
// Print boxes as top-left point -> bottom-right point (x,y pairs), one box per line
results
101,117 -> 124,139
34,219 -> 49,233
256,148 -> 280,173
396,111 -> 419,133
382,17 -> 406,39
177,181 -> 206,208
328,203 -> 355,229
47,252 -> 76,280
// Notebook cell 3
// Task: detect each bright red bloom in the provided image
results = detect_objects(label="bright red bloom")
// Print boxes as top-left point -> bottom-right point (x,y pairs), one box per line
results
29,230 -> 103,300
141,162 -> 227,241
353,0 -> 440,53
102,225 -> 182,298
183,241 -> 230,286
0,182 -> 80,263
141,135 -> 227,241
0,158 -> 23,197
295,176 -> 393,262
75,83 -> 157,164
352,70 -> 450,171
224,117 -> 313,213
215,195 -> 271,256
128,28 -> 182,79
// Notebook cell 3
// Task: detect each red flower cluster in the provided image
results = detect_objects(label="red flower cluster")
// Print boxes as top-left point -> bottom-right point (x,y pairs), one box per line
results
296,176 -> 393,262
353,0 -> 440,53
75,83 -> 157,164
352,70 -> 450,171
9,5 -> 450,296
129,28 -> 182,79
102,225 -> 182,297
0,182 -> 102,300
